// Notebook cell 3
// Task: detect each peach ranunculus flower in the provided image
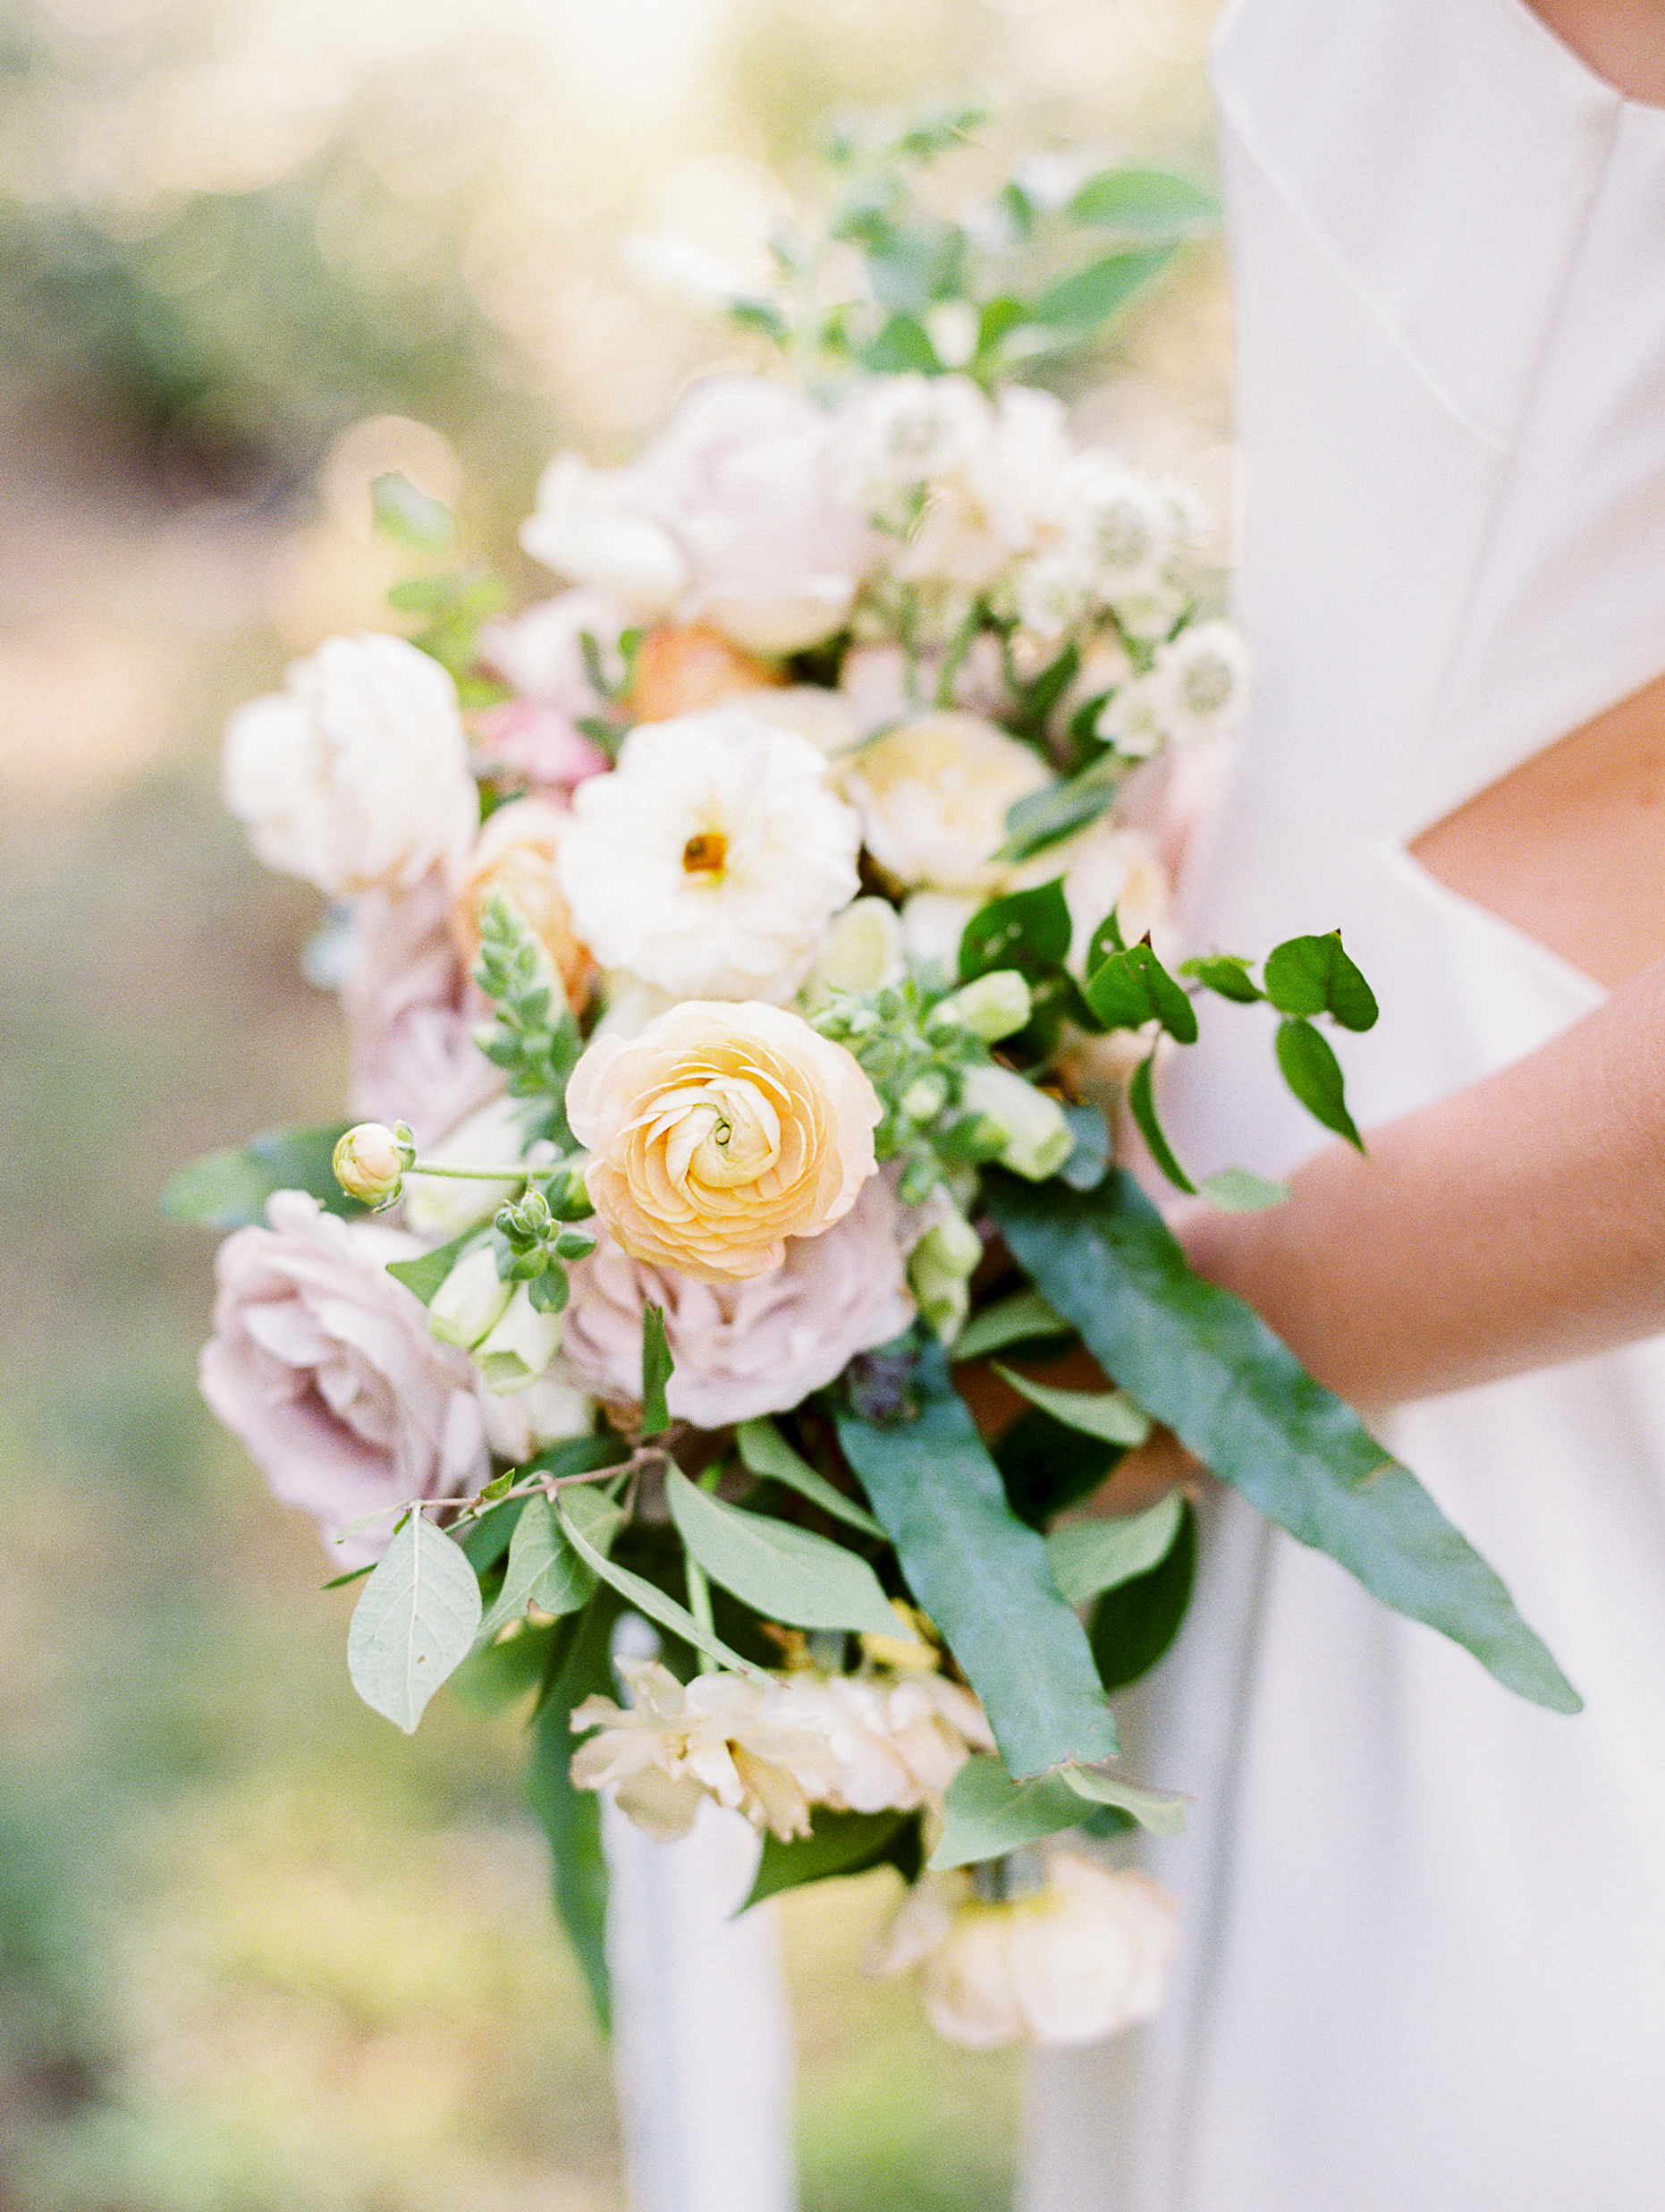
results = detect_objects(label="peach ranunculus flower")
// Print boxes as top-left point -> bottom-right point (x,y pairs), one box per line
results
560,1174 -> 914,1427
563,1000 -> 881,1284
447,795 -> 595,1011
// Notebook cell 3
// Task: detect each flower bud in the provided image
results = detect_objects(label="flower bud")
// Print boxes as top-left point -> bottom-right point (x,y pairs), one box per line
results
907,1206 -> 983,1344
813,896 -> 904,996
473,1284 -> 563,1393
937,970 -> 1033,1044
428,1245 -> 513,1351
902,1073 -> 950,1124
959,1065 -> 1073,1182
333,1123 -> 405,1206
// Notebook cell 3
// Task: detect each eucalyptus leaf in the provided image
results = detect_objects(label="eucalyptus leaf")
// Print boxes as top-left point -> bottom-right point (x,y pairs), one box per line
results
735,1419 -> 885,1540
1198,1165 -> 1289,1213
1031,245 -> 1176,332
555,1496 -> 765,1679
1065,168 -> 1219,237
1046,1495 -> 1184,1606
526,1599 -> 619,2030
834,1340 -> 1120,1776
991,1365 -> 1152,1449
953,1290 -> 1071,1362
1058,1760 -> 1187,1834
161,1124 -> 359,1229
1275,1017 -> 1364,1150
743,1808 -> 922,1911
665,1470 -> 898,1636
346,1511 -> 484,1733
928,1754 -> 1090,1869
988,1171 -> 1582,1714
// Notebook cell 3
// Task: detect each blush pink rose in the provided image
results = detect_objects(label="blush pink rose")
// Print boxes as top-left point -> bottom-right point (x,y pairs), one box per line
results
341,869 -> 503,1148
479,589 -> 633,717
199,1191 -> 490,1564
562,1175 -> 914,1428
470,699 -> 612,797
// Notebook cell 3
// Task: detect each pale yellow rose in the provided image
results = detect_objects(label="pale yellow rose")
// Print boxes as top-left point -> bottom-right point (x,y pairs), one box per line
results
564,1000 -> 881,1284
841,712 -> 1052,894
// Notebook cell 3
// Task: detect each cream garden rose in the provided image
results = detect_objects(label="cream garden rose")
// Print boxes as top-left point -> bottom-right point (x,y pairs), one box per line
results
564,1000 -> 881,1283
223,633 -> 478,897
841,711 -> 1052,894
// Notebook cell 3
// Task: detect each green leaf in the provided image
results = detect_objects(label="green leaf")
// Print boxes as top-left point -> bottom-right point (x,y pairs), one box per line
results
834,1340 -> 1120,1776
1057,1759 -> 1187,1834
995,767 -> 1119,863
555,1496 -> 765,1679
1088,1497 -> 1196,1691
989,1171 -> 1582,1714
385,1226 -> 486,1308
1263,931 -> 1380,1031
161,1124 -> 359,1229
370,470 -> 457,555
1065,168 -> 1218,237
1047,1494 -> 1184,1606
346,1512 -> 484,1733
1275,1017 -> 1365,1150
473,1492 -> 619,1651
665,1470 -> 899,1636
958,877 -> 1072,985
734,1420 -> 885,1540
993,1409 -> 1122,1530
743,1808 -> 922,1911
1179,953 -> 1263,1004
1128,1051 -> 1197,1195
1030,245 -> 1177,332
1084,943 -> 1198,1042
527,1598 -> 619,2030
1086,908 -> 1127,966
641,1305 -> 673,1434
928,1754 -> 1087,1869
1059,1102 -> 1111,1191
861,311 -> 941,374
991,1365 -> 1152,1449
1198,1165 -> 1289,1213
953,1290 -> 1071,1363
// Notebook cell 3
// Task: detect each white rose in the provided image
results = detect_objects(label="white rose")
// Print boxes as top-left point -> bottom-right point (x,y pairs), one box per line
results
224,634 -> 478,897
557,708 -> 862,1002
841,713 -> 1052,894
872,1853 -> 1179,2049
520,453 -> 689,614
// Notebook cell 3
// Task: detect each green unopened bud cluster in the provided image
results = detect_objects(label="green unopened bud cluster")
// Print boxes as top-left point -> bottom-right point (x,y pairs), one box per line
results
493,1159 -> 597,1316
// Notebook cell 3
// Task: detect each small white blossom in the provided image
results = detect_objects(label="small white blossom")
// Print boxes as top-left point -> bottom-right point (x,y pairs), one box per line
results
786,1671 -> 994,1813
571,1658 -> 841,1843
1112,581 -> 1188,643
1152,620 -> 1251,742
556,708 -> 862,1001
1095,674 -> 1171,759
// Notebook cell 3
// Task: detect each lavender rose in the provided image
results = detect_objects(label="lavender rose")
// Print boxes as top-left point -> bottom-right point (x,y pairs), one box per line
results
199,1191 -> 490,1564
561,1175 -> 915,1428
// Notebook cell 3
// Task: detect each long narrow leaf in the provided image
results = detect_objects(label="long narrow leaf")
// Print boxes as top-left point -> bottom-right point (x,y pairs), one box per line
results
735,1419 -> 885,1539
555,1497 -> 765,1679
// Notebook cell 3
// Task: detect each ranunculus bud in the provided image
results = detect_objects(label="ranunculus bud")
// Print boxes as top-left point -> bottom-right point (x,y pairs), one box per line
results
333,1123 -> 405,1205
473,1284 -> 562,1392
428,1246 -> 512,1351
936,969 -> 1032,1042
959,1064 -> 1073,1182
448,797 -> 594,1011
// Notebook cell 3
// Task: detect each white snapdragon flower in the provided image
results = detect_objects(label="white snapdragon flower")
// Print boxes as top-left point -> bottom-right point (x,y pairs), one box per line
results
872,1853 -> 1180,2049
790,1671 -> 995,1813
556,708 -> 862,1001
1152,620 -> 1252,742
841,712 -> 1052,894
223,634 -> 478,897
571,1658 -> 841,1843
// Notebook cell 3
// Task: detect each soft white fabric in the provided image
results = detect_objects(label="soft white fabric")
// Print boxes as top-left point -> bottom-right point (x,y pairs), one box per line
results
1023,3 -> 1665,2207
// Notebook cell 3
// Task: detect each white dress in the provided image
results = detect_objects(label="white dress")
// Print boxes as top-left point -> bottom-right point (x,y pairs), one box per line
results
1023,2 -> 1665,2207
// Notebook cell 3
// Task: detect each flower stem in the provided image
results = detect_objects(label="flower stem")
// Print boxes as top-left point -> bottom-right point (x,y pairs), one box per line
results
684,1551 -> 719,1674
404,1160 -> 530,1182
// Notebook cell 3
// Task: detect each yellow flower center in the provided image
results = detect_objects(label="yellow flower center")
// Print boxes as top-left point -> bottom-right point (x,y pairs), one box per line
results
682,829 -> 728,876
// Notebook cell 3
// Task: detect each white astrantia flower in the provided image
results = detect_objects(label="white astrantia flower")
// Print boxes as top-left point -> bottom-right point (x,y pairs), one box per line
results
1152,620 -> 1252,742
871,1852 -> 1180,2049
835,373 -> 996,530
1095,673 -> 1171,759
1057,455 -> 1174,598
555,708 -> 862,1001
1111,581 -> 1188,644
223,634 -> 478,898
570,1658 -> 841,1843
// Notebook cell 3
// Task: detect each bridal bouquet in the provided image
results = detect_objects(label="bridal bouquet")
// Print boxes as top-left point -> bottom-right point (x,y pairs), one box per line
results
170,120 -> 1576,2055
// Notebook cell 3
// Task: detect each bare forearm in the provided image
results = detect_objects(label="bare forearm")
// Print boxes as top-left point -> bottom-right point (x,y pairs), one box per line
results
1174,957 -> 1665,1410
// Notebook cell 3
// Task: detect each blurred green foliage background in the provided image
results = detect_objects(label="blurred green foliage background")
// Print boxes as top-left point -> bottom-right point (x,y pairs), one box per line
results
0,0 -> 1225,2202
